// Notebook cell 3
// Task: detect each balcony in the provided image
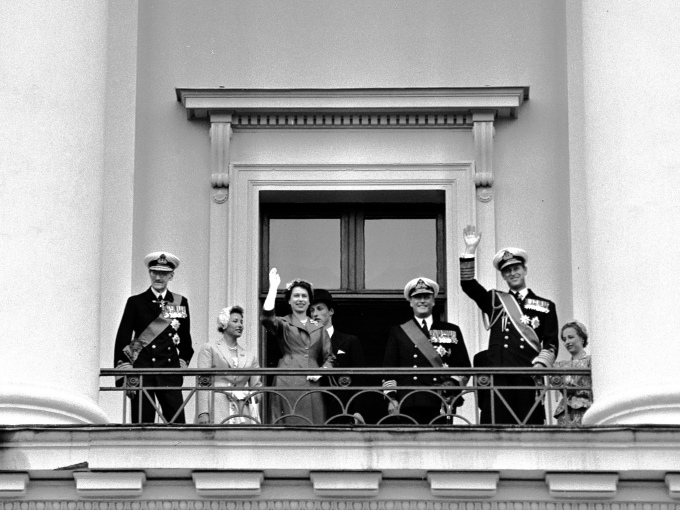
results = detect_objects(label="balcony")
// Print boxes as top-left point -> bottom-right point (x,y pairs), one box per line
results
3,368 -> 680,504
98,367 -> 592,426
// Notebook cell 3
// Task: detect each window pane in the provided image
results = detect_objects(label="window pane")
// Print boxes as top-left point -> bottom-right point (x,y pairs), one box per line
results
269,219 -> 341,289
364,219 -> 437,289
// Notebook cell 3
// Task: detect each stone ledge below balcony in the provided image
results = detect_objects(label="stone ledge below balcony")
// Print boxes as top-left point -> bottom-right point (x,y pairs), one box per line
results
1,425 -> 680,484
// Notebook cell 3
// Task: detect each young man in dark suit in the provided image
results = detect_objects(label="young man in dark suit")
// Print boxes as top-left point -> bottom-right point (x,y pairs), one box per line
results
460,225 -> 559,425
382,277 -> 471,425
310,289 -> 366,424
114,252 -> 194,424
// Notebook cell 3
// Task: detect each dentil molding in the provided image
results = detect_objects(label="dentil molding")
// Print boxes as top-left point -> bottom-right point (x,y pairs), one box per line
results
2,501 -> 680,510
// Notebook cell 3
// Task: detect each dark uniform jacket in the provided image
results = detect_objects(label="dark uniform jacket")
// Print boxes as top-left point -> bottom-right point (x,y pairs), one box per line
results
383,318 -> 471,409
114,288 -> 194,387
460,257 -> 558,368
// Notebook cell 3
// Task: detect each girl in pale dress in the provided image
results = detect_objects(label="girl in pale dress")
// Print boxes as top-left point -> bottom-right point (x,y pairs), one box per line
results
553,321 -> 592,426
197,306 -> 261,424
261,268 -> 335,425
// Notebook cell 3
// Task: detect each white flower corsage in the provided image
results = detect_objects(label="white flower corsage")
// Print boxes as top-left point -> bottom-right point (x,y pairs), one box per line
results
171,319 -> 180,331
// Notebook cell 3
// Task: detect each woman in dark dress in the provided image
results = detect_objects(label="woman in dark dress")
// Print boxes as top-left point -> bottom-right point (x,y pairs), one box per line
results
261,268 -> 335,424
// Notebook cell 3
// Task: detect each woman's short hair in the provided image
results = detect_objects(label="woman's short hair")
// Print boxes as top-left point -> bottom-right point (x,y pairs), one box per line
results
561,320 -> 589,347
283,278 -> 314,303
217,305 -> 244,333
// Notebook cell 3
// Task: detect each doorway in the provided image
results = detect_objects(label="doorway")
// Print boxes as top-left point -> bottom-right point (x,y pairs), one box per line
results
261,193 -> 447,422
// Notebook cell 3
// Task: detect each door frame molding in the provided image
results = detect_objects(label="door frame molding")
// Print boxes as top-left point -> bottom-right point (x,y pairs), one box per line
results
213,163 -> 481,356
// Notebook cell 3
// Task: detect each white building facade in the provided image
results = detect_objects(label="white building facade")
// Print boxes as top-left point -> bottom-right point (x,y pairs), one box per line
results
2,0 -> 680,506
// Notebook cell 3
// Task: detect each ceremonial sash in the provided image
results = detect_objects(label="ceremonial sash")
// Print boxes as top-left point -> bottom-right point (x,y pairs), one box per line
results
136,292 -> 184,348
400,320 -> 444,369
496,291 -> 541,353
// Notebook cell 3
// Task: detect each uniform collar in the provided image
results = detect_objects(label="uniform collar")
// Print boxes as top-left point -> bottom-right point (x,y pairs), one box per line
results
151,289 -> 167,301
416,315 -> 434,329
516,288 -> 529,300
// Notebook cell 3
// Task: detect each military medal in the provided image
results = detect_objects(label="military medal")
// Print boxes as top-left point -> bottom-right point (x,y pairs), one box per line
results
430,330 -> 458,344
524,298 -> 550,313
164,305 -> 187,319
520,314 -> 540,330
434,345 -> 451,357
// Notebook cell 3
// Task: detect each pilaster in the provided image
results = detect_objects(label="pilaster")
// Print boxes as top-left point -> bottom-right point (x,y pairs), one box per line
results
471,112 -> 497,297
208,114 -> 233,339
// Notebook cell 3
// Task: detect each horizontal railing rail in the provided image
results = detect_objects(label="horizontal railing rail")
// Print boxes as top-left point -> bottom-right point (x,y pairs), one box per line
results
100,367 -> 592,427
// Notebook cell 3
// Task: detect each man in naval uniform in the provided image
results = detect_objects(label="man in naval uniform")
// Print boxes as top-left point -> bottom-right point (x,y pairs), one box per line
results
310,289 -> 367,423
460,225 -> 558,425
114,252 -> 194,424
382,277 -> 471,425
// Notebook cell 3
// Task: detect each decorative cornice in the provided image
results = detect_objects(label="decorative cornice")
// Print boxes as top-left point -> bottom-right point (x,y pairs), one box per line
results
666,473 -> 680,499
2,501 -> 679,510
310,471 -> 382,497
192,471 -> 263,497
545,473 -> 619,499
0,473 -> 28,499
228,112 -> 472,129
427,472 -> 499,498
175,87 -> 530,121
73,471 -> 146,498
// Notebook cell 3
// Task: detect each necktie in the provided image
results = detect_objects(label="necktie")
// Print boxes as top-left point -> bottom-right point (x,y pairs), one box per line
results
421,319 -> 429,335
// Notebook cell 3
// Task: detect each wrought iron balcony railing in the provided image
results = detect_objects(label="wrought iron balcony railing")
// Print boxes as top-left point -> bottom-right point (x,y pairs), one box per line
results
99,367 -> 592,426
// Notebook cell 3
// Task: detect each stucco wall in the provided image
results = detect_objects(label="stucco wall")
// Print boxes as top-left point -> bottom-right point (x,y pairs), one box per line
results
118,0 -> 571,388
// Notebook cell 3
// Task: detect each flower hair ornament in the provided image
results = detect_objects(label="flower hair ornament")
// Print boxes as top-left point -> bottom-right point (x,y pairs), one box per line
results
285,279 -> 313,292
217,305 -> 244,328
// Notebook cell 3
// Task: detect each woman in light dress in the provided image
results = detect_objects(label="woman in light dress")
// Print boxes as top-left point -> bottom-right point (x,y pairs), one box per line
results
197,305 -> 261,424
261,268 -> 335,425
553,321 -> 592,426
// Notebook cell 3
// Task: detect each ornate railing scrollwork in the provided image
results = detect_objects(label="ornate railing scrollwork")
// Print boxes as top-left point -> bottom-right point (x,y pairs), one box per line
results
102,367 -> 592,427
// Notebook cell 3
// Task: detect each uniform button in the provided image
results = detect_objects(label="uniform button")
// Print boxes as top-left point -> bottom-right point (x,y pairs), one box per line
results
413,365 -> 418,368
413,354 -> 418,358
168,347 -> 171,350
168,358 -> 171,362
413,376 -> 418,380
305,346 -> 309,350
520,345 -> 525,349
503,344 -> 508,348
168,333 -> 172,337
433,377 -> 437,381
504,336 -> 509,339
520,338 -> 524,342
152,358 -> 156,362
152,345 -> 156,349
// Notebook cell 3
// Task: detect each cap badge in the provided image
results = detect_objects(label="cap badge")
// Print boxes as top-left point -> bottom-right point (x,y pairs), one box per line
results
502,251 -> 513,261
413,279 -> 432,293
